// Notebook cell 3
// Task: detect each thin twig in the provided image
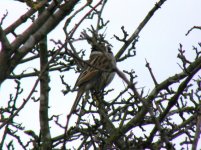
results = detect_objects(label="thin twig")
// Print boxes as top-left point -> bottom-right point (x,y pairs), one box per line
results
115,0 -> 167,59
0,42 -> 65,129
145,59 -> 158,86
62,0 -> 104,148
186,26 -> 201,36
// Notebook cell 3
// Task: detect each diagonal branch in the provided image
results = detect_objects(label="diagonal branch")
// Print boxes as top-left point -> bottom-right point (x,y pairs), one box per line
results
147,64 -> 200,145
186,26 -> 201,36
0,25 -> 12,84
115,0 -> 167,59
10,0 -> 61,53
4,9 -> 36,35
106,54 -> 201,147
3,0 -> 80,84
0,25 -> 12,52
0,39 -> 66,129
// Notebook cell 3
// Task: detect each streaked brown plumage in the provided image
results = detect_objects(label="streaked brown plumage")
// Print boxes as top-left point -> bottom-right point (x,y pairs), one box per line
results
71,45 -> 116,114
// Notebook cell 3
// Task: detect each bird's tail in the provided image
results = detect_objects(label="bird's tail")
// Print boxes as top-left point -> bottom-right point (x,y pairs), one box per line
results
70,90 -> 84,115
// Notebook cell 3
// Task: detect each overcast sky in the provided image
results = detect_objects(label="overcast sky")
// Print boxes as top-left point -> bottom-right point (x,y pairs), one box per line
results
0,0 -> 201,149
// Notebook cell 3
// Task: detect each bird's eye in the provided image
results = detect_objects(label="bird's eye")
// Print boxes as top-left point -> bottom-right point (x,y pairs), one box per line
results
106,46 -> 112,53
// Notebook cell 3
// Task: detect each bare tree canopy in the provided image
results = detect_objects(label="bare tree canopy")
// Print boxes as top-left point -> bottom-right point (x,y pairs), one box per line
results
0,0 -> 201,149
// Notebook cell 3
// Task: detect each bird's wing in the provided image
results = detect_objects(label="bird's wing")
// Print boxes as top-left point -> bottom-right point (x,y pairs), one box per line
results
74,53 -> 111,88
75,69 -> 99,87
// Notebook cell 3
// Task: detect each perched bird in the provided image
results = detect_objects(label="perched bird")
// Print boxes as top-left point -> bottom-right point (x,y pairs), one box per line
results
71,43 -> 116,114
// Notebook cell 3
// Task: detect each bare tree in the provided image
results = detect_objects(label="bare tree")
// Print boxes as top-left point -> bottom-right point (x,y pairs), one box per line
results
0,0 -> 201,149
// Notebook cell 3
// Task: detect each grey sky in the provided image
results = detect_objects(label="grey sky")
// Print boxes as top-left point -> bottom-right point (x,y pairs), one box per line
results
0,0 -> 201,149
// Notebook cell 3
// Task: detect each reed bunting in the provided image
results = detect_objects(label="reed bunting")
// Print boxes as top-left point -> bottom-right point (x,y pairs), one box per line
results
72,43 -> 116,113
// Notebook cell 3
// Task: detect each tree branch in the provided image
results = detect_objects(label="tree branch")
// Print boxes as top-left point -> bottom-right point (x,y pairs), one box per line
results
38,6 -> 51,149
115,0 -> 167,59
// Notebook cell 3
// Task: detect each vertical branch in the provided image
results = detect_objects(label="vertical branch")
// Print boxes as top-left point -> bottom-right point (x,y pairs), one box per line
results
93,93 -> 124,149
0,25 -> 11,84
192,106 -> 201,150
38,6 -> 51,149
95,0 -> 107,33
39,36 -> 51,149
